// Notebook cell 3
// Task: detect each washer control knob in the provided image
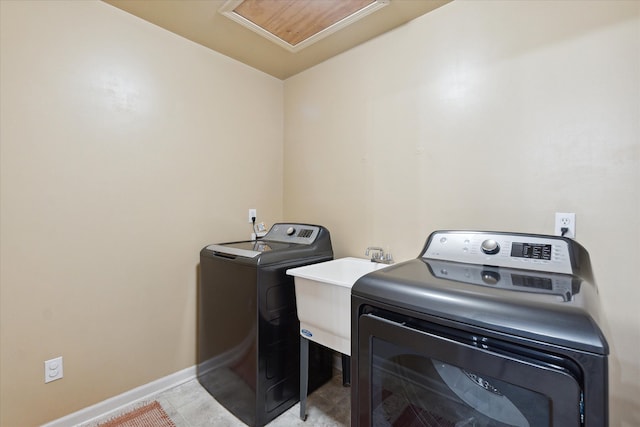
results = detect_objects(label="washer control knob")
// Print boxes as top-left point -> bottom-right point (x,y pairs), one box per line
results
286,227 -> 296,236
481,239 -> 500,255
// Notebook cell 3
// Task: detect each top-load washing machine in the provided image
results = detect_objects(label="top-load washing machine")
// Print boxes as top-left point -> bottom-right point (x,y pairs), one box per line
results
198,223 -> 334,427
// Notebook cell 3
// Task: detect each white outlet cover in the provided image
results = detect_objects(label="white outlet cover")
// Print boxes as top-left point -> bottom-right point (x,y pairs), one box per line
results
554,212 -> 576,238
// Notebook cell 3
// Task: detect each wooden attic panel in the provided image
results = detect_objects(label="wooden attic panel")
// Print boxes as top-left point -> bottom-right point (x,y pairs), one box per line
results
234,0 -> 375,46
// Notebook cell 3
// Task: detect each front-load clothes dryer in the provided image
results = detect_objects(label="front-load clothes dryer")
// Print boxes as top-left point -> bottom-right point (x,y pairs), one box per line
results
198,223 -> 334,427
352,230 -> 608,427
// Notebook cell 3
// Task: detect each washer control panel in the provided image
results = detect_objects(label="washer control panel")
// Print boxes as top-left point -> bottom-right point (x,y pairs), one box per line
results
422,231 -> 573,275
265,223 -> 320,244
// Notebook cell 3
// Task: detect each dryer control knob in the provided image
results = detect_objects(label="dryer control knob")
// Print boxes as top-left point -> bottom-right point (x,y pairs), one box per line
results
286,227 -> 296,236
481,239 -> 500,255
481,270 -> 501,285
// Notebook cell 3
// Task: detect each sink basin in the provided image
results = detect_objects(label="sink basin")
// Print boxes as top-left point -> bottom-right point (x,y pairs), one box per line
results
287,257 -> 390,355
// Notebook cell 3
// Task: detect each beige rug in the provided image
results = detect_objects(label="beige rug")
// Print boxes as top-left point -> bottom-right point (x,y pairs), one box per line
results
98,401 -> 175,427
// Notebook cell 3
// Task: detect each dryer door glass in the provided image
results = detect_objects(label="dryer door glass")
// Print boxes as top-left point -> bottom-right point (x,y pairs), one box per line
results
357,313 -> 583,427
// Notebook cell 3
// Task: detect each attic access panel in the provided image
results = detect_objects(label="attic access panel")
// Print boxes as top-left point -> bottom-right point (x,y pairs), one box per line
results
219,0 -> 390,52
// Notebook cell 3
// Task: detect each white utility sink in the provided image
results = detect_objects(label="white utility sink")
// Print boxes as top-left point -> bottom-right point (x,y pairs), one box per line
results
287,257 -> 391,355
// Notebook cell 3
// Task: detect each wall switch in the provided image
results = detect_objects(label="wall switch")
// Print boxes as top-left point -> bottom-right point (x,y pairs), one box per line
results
555,212 -> 576,238
248,209 -> 257,223
44,356 -> 63,383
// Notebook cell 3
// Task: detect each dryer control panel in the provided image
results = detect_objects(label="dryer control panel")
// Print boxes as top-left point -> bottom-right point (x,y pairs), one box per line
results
422,231 -> 574,275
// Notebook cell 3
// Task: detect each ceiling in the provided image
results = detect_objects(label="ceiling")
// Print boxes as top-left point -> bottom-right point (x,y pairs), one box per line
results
102,0 -> 451,80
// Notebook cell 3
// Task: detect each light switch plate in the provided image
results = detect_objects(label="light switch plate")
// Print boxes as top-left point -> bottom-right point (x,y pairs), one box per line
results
45,356 -> 63,383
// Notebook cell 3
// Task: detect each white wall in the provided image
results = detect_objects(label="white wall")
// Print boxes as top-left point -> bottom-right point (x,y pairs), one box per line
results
284,1 -> 640,426
0,1 -> 283,425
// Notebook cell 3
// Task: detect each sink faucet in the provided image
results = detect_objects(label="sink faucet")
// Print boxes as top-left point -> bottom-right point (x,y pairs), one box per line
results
365,246 -> 394,264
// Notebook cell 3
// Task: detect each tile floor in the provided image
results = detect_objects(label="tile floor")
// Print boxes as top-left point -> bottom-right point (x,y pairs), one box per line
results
81,369 -> 350,427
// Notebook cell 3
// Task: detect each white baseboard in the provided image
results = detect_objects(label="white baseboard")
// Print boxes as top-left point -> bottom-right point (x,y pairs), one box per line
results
41,365 -> 196,427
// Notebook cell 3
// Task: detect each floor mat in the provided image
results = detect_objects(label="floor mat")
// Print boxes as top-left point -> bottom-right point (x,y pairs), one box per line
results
97,401 -> 175,427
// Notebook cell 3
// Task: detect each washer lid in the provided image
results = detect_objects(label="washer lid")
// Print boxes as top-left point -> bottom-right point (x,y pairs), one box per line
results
205,240 -> 291,258
201,223 -> 333,264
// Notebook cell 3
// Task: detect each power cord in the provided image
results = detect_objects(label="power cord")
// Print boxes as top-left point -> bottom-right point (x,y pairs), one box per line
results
251,216 -> 260,239
561,227 -> 569,237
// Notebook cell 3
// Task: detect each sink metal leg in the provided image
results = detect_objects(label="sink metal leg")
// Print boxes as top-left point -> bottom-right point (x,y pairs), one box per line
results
300,336 -> 309,421
341,354 -> 351,386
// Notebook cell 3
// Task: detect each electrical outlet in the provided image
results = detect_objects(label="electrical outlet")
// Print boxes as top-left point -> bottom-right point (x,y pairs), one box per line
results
555,212 -> 576,238
248,209 -> 257,223
44,356 -> 63,383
